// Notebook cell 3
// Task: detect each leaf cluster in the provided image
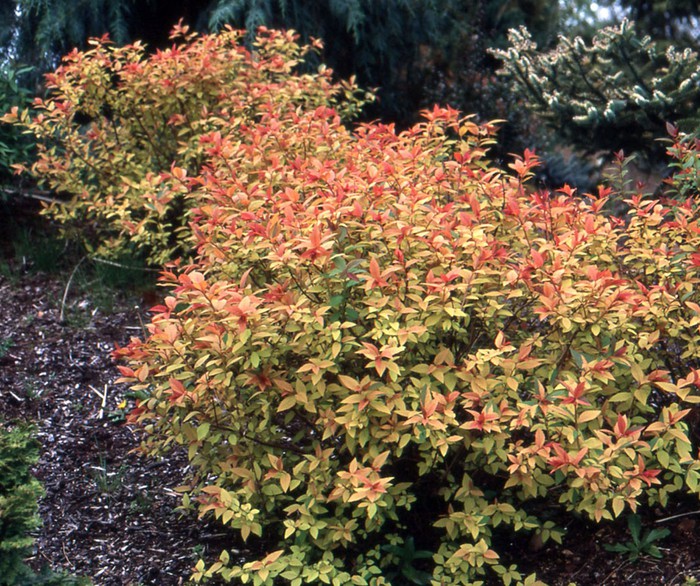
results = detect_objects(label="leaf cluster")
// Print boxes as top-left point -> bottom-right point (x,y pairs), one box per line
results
2,25 -> 372,265
112,98 -> 700,585
603,514 -> 671,561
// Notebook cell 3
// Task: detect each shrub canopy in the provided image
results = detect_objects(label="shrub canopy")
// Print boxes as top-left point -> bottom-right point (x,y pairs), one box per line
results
3,24 -> 370,265
115,102 -> 700,584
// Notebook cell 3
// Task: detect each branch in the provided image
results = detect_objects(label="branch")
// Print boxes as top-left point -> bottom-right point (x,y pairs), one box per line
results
0,185 -> 64,205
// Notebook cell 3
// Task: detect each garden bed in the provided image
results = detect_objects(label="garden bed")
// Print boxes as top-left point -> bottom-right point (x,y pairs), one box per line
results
0,261 -> 699,585
0,265 -> 231,585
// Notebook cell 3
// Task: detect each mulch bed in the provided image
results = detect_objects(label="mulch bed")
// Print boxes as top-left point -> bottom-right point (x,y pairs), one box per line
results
1,258 -> 700,585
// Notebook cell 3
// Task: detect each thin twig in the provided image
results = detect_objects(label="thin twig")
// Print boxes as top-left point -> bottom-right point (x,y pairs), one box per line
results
655,510 -> 700,524
0,185 -> 64,205
600,559 -> 630,585
61,541 -> 74,568
90,256 -> 161,273
134,306 -> 150,338
60,256 -> 87,322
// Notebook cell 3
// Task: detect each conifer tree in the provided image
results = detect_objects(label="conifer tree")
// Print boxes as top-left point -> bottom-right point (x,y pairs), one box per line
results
491,19 -> 700,161
207,0 -> 446,122
1,0 -> 212,71
0,423 -> 42,585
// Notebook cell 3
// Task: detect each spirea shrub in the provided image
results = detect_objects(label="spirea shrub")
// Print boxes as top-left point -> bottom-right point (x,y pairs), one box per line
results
114,102 -> 700,585
2,24 -> 370,265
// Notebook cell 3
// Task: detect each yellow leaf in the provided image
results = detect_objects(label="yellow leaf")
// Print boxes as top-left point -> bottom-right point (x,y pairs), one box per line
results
262,550 -> 284,565
280,472 -> 291,493
577,409 -> 600,424
612,497 -> 625,518
277,396 -> 296,412
372,450 -> 390,469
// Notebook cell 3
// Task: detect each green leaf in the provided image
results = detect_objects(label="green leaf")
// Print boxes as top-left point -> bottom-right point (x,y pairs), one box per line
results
197,423 -> 211,441
329,295 -> 345,307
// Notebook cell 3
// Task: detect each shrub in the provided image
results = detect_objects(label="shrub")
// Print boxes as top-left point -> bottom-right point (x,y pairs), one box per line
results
2,24 -> 371,266
115,103 -> 700,585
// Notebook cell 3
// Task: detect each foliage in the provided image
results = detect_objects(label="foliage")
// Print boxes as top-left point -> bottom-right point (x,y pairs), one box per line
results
603,514 -> 671,561
114,104 -> 700,585
0,65 -> 35,184
21,569 -> 91,586
491,19 -> 700,161
2,24 -> 371,266
598,125 -> 700,215
663,125 -> 700,201
0,422 -> 43,585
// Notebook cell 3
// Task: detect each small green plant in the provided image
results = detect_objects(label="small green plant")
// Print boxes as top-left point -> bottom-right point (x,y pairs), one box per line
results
21,568 -> 92,586
191,543 -> 206,561
21,380 -> 41,401
128,491 -> 154,515
90,455 -> 126,495
0,337 -> 14,359
603,514 -> 671,561
382,536 -> 433,585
